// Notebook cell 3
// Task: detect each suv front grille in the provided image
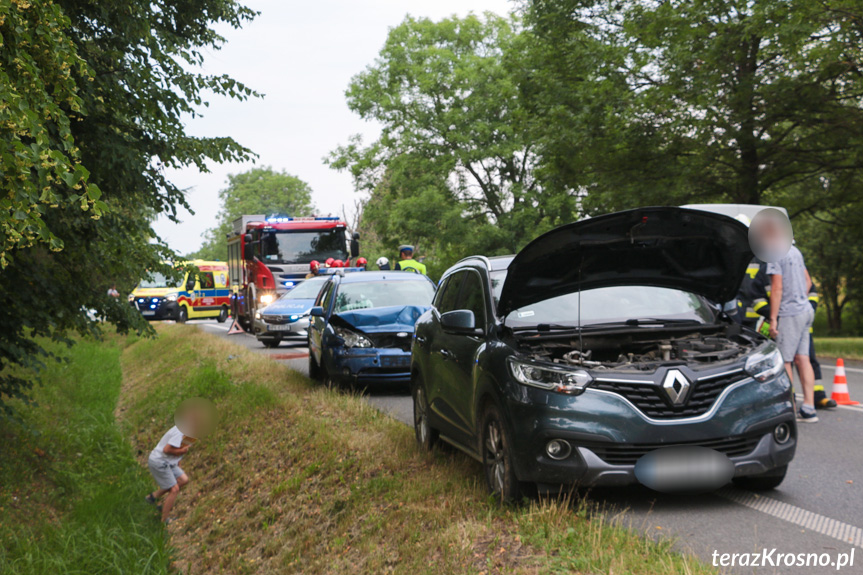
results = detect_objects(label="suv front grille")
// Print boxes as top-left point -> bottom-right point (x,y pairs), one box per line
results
584,434 -> 762,465
366,333 -> 412,351
591,371 -> 745,419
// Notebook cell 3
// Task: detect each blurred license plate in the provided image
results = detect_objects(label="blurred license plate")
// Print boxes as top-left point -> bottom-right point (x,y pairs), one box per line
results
380,356 -> 410,368
141,311 -> 155,316
269,324 -> 291,331
634,446 -> 734,492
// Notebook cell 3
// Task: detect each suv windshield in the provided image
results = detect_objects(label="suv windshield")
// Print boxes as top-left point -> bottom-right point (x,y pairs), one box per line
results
281,278 -> 327,300
334,280 -> 435,314
490,270 -> 714,327
260,229 -> 347,264
138,272 -> 181,290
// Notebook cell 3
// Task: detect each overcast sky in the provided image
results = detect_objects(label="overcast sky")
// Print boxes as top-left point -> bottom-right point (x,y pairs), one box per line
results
152,0 -> 513,253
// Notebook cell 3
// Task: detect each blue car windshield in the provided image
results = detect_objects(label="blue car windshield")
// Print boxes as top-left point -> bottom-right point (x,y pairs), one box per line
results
489,271 -> 714,327
334,281 -> 435,313
280,278 -> 327,300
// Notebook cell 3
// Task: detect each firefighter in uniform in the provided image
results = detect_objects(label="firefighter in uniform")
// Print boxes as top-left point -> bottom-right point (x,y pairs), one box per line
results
740,259 -> 836,409
394,245 -> 427,275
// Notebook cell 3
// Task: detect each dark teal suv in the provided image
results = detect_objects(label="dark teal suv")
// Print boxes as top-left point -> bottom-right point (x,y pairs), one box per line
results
410,207 -> 796,499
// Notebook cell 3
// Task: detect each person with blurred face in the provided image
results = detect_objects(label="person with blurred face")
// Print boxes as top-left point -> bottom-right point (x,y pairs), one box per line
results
145,400 -> 215,524
765,229 -> 818,422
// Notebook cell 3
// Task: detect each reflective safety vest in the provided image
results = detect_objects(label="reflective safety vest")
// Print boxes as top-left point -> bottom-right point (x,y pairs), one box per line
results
738,259 -> 770,324
396,258 -> 427,275
808,285 -> 819,333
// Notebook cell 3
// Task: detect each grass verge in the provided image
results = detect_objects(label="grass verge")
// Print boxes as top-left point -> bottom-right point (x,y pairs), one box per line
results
112,325 -> 715,575
0,336 -> 171,574
814,337 -> 863,361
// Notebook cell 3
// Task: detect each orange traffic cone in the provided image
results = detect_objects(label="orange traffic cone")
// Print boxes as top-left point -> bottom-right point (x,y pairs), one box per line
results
831,359 -> 860,406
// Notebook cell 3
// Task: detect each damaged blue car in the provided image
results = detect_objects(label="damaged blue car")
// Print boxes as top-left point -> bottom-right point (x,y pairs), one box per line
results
308,271 -> 436,389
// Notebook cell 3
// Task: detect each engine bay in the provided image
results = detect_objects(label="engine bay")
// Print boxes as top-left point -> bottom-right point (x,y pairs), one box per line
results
518,326 -> 760,371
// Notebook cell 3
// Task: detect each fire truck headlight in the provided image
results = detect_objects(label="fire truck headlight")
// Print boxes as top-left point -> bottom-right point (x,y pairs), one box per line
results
166,293 -> 178,302
260,294 -> 275,305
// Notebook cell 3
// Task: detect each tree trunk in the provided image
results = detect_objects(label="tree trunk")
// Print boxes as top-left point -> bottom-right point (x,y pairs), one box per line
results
821,284 -> 844,333
732,36 -> 762,205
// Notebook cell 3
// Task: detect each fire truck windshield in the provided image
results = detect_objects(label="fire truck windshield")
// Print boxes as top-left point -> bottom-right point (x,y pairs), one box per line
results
260,228 -> 347,264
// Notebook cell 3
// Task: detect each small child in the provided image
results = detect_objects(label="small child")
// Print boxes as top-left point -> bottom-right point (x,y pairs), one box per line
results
145,425 -> 193,524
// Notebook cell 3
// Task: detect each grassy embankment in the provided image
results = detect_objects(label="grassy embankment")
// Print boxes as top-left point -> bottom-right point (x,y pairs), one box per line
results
0,336 -> 171,574
2,325 -> 717,574
814,337 -> 863,361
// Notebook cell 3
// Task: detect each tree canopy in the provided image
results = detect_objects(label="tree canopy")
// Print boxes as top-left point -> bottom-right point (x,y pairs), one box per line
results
328,13 -> 579,272
1,0 -> 258,410
332,4 -> 863,331
191,167 -> 315,261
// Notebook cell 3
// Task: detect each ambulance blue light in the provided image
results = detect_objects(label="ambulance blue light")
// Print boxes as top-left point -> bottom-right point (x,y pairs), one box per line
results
138,298 -> 145,303
284,281 -> 295,287
150,304 -> 156,309
290,315 -> 299,321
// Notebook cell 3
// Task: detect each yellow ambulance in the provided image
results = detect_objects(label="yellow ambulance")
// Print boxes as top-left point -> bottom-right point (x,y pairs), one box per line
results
130,260 -> 230,323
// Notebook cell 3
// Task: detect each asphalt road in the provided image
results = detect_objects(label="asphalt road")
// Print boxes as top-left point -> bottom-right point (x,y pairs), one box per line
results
192,319 -> 863,574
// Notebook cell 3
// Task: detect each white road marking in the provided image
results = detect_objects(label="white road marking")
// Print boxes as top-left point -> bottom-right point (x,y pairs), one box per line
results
716,487 -> 863,548
821,364 -> 863,374
207,324 -> 230,331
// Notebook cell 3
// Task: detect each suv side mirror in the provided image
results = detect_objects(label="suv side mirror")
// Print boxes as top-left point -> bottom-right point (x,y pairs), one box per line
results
310,306 -> 325,317
440,310 -> 482,335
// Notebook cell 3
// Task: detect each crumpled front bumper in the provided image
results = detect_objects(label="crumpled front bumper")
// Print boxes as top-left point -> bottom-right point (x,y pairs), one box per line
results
325,346 -> 412,385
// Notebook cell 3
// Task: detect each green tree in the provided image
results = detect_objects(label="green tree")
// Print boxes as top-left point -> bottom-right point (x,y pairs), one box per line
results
328,13 -> 577,270
523,0 -> 863,213
1,0 -> 257,411
1,0 -> 104,266
191,167 -> 315,261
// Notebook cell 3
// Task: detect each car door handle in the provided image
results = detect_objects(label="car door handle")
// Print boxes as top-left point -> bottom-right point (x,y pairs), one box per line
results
438,349 -> 454,361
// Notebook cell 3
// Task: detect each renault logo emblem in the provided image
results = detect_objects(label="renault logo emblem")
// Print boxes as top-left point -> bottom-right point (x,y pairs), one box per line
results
662,369 -> 691,406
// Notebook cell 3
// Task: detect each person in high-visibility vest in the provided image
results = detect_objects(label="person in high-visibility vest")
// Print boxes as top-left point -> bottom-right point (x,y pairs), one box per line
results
394,245 -> 427,275
805,284 -> 835,408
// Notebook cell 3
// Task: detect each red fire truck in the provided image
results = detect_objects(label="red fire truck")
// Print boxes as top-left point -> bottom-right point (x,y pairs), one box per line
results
227,214 -> 359,330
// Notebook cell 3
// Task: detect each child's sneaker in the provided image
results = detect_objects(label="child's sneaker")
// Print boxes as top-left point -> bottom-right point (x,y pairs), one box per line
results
797,406 -> 819,423
145,493 -> 157,505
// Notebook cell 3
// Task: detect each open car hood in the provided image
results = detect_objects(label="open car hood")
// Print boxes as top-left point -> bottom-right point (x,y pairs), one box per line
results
498,207 -> 752,316
331,305 -> 430,334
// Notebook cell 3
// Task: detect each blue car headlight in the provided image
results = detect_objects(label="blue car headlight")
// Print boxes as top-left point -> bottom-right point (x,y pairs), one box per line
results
508,358 -> 593,396
333,326 -> 373,348
745,343 -> 785,382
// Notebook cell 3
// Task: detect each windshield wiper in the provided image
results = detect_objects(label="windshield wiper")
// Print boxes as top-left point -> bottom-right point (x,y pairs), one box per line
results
510,323 -> 581,333
623,318 -> 702,326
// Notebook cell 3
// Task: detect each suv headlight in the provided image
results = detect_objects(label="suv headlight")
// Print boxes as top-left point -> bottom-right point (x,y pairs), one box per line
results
745,343 -> 785,382
333,326 -> 373,348
166,293 -> 178,302
508,358 -> 593,395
